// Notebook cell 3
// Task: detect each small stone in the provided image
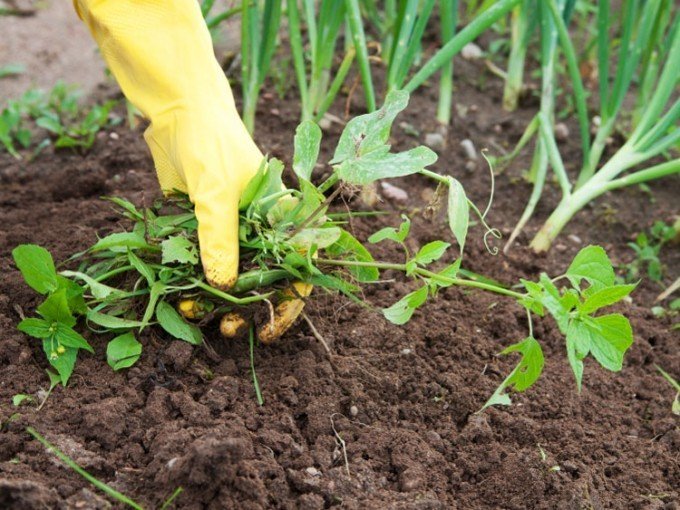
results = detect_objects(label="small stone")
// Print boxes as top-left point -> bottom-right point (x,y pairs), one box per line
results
469,104 -> 479,113
305,467 -> 320,476
465,160 -> 477,172
554,122 -> 569,142
109,132 -> 119,140
425,132 -> 446,151
493,124 -> 502,134
401,348 -> 412,355
568,234 -> 582,245
318,118 -> 331,130
461,42 -> 483,60
555,243 -> 567,252
381,182 -> 409,203
270,108 -> 280,116
167,457 -> 178,469
399,121 -> 420,137
399,467 -> 424,492
460,139 -> 477,161
350,405 -> 359,417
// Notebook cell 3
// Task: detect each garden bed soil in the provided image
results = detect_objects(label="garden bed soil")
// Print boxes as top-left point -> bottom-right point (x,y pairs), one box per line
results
0,57 -> 678,509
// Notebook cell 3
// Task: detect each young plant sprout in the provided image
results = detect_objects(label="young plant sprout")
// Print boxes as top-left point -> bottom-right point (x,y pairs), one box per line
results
13,91 -> 635,409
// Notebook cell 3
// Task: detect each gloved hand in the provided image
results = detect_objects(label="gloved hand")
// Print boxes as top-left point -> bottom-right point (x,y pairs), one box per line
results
74,0 -> 311,341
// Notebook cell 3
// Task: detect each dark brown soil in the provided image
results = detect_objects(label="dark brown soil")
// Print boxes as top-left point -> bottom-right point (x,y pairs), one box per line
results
1,55 -> 678,510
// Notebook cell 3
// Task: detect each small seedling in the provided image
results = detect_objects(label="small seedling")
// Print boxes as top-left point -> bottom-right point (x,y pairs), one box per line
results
656,365 -> 680,416
622,221 -> 677,283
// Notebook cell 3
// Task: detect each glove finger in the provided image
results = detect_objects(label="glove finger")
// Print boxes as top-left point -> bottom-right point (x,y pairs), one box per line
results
193,182 -> 241,289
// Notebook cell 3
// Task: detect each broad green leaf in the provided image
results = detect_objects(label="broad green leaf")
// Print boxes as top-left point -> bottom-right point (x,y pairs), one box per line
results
288,227 -> 342,251
325,230 -> 379,283
128,250 -> 155,286
56,324 -> 94,353
293,121 -> 322,181
60,271 -> 122,300
18,318 -> 52,338
415,241 -> 450,265
579,284 -> 636,314
91,231 -> 151,253
87,310 -> 146,330
335,146 -> 437,186
482,337 -> 544,410
566,245 -> 615,292
106,332 -> 142,371
248,158 -> 285,214
156,301 -> 202,345
35,115 -> 62,134
37,289 -> 75,327
447,177 -> 469,253
331,90 -> 409,163
42,340 -> 77,386
383,285 -> 428,325
161,236 -> 198,265
587,314 -> 633,372
12,244 -> 58,294
56,276 -> 87,315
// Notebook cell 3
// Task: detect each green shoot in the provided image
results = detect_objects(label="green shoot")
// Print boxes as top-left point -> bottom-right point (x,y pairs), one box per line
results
655,365 -> 680,416
287,0 -> 355,121
436,0 -> 459,125
249,326 -> 264,405
622,221 -> 677,283
241,0 -> 283,133
26,427 -> 144,510
344,0 -> 377,111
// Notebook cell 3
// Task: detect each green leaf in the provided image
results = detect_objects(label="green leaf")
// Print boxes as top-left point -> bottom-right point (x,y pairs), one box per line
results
437,259 -> 462,282
128,250 -> 155,286
87,310 -> 146,330
156,301 -> 202,345
579,284 -> 636,314
383,285 -> 429,325
17,318 -> 52,338
140,282 -> 165,330
106,332 -> 142,371
0,63 -> 25,78
42,340 -> 77,386
161,236 -> 198,265
91,231 -> 151,253
56,276 -> 87,315
293,121 -> 322,181
55,324 -> 94,353
566,245 -> 615,292
60,271 -> 123,300
35,115 -> 63,134
335,146 -> 438,186
587,314 -> 633,372
239,159 -> 268,210
12,244 -> 58,294
368,215 -> 411,244
325,230 -> 379,283
482,337 -> 544,410
331,90 -> 409,164
12,394 -> 32,407
565,313 -> 634,391
415,241 -> 450,265
37,289 -> 75,327
447,177 -> 469,253
288,227 -> 342,251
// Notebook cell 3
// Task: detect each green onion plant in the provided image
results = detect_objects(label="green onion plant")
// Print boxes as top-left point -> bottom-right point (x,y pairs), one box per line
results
501,0 -> 680,252
287,0 -> 356,121
241,0 -> 283,133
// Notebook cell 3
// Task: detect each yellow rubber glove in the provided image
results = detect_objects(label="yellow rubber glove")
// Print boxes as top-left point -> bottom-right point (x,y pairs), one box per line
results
75,0 -> 313,341
74,0 -> 262,289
